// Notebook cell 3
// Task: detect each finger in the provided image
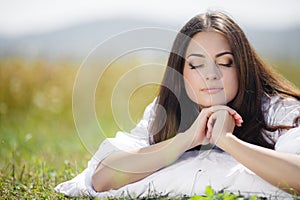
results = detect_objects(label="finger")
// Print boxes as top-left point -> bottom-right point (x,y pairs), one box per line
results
235,122 -> 242,127
205,106 -> 243,127
207,114 -> 217,138
208,105 -> 237,116
206,129 -> 211,139
221,106 -> 237,116
210,136 -> 214,144
206,123 -> 212,139
208,107 -> 242,123
234,118 -> 243,127
235,117 -> 243,126
231,111 -> 243,122
206,120 -> 212,139
222,108 -> 243,125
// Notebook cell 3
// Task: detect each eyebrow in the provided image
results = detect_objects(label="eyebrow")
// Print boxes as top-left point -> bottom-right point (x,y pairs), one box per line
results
216,51 -> 233,58
187,51 -> 233,59
187,53 -> 205,58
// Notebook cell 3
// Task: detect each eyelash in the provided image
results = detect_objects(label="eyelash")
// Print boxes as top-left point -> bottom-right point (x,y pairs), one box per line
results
189,60 -> 233,69
189,64 -> 204,69
217,60 -> 233,68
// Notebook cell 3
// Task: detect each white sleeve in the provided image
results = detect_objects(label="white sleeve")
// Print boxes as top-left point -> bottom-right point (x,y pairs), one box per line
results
263,96 -> 300,142
275,126 -> 300,154
263,96 -> 300,127
54,98 -> 157,197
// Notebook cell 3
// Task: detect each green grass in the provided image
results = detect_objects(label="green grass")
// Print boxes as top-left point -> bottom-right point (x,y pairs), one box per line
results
0,58 -> 299,199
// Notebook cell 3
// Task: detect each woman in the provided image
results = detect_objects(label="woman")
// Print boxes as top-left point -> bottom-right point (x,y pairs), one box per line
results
55,11 -> 300,198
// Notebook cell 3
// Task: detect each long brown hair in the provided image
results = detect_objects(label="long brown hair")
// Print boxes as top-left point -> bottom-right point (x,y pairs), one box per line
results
149,11 -> 300,149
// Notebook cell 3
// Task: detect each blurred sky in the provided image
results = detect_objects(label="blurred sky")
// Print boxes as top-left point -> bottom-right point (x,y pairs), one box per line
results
0,0 -> 300,36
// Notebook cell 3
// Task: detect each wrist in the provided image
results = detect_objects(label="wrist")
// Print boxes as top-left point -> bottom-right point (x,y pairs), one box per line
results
217,133 -> 236,152
175,131 -> 194,152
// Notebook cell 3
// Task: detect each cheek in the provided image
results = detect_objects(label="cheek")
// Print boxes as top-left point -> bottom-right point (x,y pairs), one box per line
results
183,71 -> 201,102
224,71 -> 239,100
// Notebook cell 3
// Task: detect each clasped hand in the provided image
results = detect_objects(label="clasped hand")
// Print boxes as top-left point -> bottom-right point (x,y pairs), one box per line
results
186,105 -> 243,149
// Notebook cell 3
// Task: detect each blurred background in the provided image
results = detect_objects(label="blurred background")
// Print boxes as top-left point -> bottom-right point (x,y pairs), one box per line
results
1,0 -> 300,173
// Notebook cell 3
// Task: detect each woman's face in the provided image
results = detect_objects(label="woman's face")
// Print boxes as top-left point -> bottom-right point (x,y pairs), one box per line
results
183,31 -> 239,108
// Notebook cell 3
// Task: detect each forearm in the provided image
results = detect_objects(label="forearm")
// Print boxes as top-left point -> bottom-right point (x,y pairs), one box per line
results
219,134 -> 300,195
92,132 -> 191,192
92,106 -> 240,192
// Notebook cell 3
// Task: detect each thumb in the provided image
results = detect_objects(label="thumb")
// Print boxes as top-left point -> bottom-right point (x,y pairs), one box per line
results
206,114 -> 216,140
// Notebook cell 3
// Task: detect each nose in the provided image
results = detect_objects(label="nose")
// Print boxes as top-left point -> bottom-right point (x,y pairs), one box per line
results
204,64 -> 221,80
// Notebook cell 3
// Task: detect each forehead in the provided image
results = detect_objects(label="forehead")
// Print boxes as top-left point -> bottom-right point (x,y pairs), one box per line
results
185,31 -> 231,57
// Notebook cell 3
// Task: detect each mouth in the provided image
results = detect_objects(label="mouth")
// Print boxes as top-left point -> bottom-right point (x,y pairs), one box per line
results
200,87 -> 223,94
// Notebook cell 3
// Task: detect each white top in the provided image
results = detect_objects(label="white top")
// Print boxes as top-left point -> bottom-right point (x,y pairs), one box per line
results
54,95 -> 300,199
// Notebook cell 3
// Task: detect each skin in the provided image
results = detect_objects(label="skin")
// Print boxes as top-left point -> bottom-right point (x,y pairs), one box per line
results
185,32 -> 300,195
92,31 -> 300,195
183,31 -> 239,108
92,105 -> 242,192
208,110 -> 300,195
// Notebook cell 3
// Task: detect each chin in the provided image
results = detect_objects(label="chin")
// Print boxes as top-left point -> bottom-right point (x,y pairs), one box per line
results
198,100 -> 227,108
188,96 -> 229,108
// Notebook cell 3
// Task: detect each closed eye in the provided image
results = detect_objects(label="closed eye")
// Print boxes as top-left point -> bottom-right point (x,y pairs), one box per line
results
217,60 -> 233,67
189,63 -> 204,69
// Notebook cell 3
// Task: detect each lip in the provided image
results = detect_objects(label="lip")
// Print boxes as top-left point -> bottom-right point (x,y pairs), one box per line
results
201,87 -> 223,94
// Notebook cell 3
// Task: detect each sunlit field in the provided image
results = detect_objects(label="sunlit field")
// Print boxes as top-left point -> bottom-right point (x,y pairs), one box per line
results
0,58 -> 162,199
0,58 -> 299,199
